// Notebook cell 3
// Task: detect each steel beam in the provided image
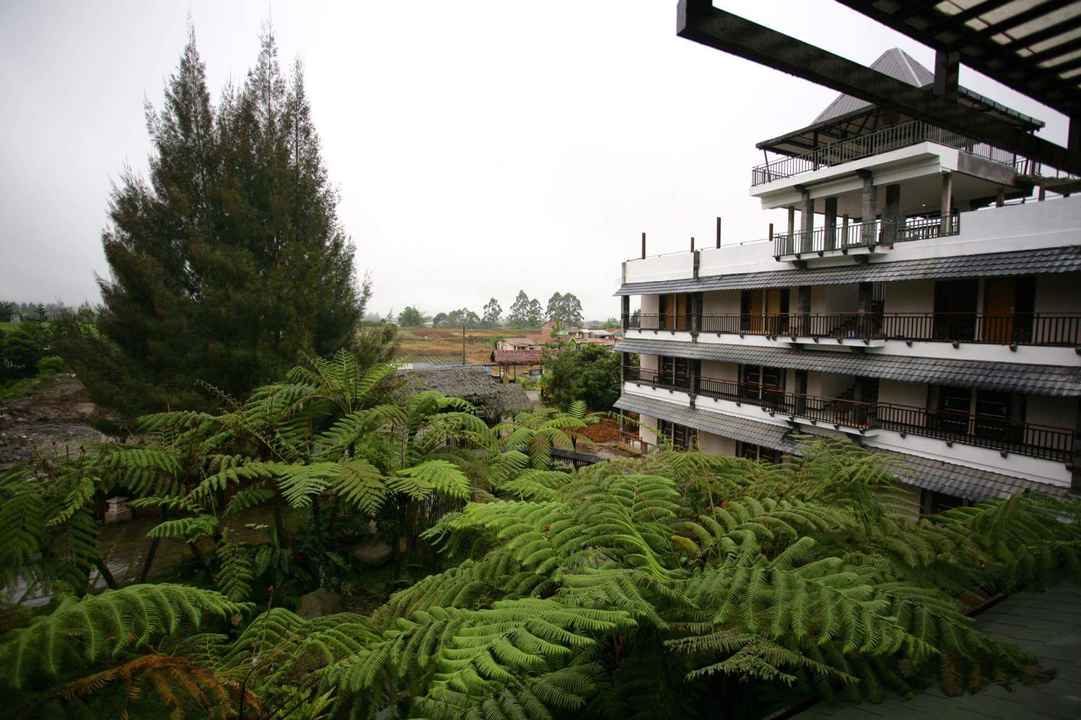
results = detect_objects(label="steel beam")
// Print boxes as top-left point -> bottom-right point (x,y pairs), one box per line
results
676,0 -> 1081,175
832,0 -> 1081,117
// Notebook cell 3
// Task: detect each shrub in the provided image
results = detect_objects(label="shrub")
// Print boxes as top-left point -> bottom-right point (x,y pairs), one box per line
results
37,355 -> 65,375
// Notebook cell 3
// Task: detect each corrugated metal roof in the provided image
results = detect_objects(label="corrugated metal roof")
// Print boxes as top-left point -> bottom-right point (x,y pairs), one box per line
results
615,246 -> 1081,296
615,394 -> 1067,502
614,338 -> 1081,397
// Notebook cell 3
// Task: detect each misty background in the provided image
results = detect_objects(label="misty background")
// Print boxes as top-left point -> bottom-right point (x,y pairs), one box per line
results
1,0 -> 1070,321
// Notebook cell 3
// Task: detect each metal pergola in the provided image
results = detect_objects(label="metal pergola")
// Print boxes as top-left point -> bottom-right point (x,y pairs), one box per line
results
676,0 -> 1081,176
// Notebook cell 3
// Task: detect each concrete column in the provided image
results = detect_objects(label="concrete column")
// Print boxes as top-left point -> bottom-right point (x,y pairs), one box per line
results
786,206 -> 795,255
621,295 -> 630,330
860,172 -> 876,247
941,172 -> 953,234
824,197 -> 837,251
842,214 -> 850,249
884,184 -> 901,245
801,190 -> 814,253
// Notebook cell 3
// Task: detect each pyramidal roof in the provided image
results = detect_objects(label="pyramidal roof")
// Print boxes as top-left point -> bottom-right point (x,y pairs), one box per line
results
813,48 -> 934,125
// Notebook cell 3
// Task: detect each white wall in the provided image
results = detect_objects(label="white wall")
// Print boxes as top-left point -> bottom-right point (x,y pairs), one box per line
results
639,414 -> 657,446
698,242 -> 779,277
703,290 -> 741,315
883,280 -> 934,315
807,371 -> 849,399
1026,396 -> 1078,430
878,380 -> 928,410
701,360 -> 739,381
640,294 -> 659,315
1036,272 -> 1081,315
815,284 -> 860,314
624,252 -> 695,283
639,353 -> 658,372
699,431 -> 737,457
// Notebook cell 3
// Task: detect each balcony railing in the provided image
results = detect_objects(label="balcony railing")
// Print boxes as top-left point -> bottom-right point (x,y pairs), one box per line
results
750,119 -> 1069,187
772,213 -> 960,258
875,404 -> 1074,464
623,370 -> 1077,462
626,312 -> 1081,347
626,313 -> 693,332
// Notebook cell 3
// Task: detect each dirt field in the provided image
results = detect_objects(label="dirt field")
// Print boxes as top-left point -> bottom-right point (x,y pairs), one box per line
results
397,327 -> 519,364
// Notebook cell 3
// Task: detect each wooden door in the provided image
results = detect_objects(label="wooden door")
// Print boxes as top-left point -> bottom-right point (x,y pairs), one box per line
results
982,279 -> 1015,343
675,294 -> 690,332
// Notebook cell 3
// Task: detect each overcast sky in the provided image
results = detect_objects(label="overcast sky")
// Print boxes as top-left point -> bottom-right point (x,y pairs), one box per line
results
1,1 -> 1070,321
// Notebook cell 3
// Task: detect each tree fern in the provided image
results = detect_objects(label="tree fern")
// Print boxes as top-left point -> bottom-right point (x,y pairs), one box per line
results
0,584 -> 250,689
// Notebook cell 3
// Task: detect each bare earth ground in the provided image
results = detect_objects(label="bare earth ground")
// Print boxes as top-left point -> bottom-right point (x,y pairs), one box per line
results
0,373 -> 107,469
396,327 -> 515,363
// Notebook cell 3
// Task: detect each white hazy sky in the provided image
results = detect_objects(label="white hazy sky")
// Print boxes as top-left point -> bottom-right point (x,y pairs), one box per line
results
0,1 -> 1070,320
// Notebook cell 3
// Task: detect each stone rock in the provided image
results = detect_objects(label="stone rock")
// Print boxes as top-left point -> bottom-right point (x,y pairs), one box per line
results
297,588 -> 342,619
352,541 -> 393,566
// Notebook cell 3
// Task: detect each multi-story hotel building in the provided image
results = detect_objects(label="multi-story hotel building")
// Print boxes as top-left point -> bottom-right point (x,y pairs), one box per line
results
615,48 -> 1080,508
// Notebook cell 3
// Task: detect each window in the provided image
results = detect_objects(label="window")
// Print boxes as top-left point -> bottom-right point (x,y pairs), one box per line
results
657,419 -> 697,450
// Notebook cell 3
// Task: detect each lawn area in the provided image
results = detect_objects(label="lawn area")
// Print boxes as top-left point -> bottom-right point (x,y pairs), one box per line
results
0,322 -> 18,333
395,326 -> 531,363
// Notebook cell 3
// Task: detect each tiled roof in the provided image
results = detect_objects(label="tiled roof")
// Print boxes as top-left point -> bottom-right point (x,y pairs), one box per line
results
615,246 -> 1081,296
494,350 -> 542,365
614,394 -> 798,453
615,338 -> 1081,397
615,394 -> 1068,502
883,450 -> 1068,502
814,48 -> 932,125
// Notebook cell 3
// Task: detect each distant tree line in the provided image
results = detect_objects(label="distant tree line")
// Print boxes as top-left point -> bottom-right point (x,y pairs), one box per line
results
0,300 -> 96,324
396,290 -> 584,330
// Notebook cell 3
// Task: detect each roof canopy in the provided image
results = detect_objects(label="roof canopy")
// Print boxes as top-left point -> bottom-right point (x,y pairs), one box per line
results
837,0 -> 1081,121
758,48 -> 1043,159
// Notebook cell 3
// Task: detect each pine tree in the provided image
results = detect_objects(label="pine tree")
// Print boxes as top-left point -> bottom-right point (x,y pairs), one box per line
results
59,25 -> 364,413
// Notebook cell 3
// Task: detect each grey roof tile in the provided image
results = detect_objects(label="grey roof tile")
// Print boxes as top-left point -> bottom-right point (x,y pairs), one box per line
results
615,246 -> 1081,296
614,393 -> 798,453
615,338 -> 1081,397
614,394 -> 1069,503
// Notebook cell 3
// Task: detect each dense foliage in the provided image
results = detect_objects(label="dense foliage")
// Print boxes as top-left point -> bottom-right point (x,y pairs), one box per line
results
57,27 -> 365,414
541,343 -> 621,412
4,425 -> 1080,718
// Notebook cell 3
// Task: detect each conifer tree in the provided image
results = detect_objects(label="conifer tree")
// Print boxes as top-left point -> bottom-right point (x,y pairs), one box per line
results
60,26 -> 364,412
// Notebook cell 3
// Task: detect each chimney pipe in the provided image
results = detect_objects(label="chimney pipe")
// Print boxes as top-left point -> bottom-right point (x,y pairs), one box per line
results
716,217 -> 722,248
641,232 -> 646,259
690,236 -> 695,252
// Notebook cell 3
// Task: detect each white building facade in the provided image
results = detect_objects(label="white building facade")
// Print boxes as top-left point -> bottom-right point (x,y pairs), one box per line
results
615,50 -> 1080,509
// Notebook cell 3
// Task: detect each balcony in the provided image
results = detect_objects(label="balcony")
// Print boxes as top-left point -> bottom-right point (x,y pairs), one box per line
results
772,214 -> 960,259
623,368 -> 1076,464
625,312 -> 1081,348
750,120 -> 1064,188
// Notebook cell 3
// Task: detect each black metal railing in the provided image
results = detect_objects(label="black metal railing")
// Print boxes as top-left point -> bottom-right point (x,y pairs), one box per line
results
626,313 -> 694,332
875,404 -> 1074,464
750,119 -> 1072,187
633,312 -> 1081,347
623,366 -> 690,392
628,371 -> 1076,462
772,213 -> 960,257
